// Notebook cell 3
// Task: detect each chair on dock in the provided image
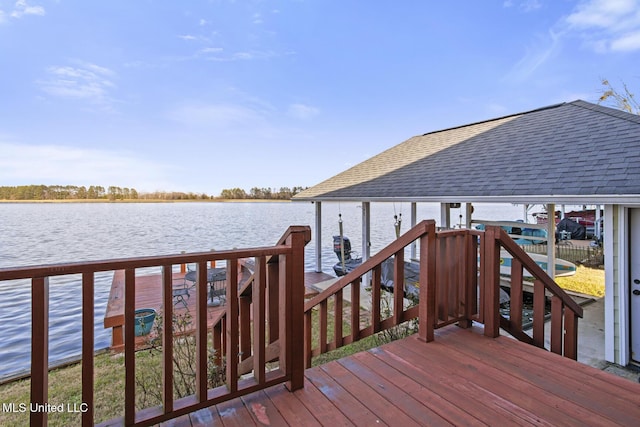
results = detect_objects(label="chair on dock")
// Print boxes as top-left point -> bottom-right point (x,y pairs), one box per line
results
172,274 -> 194,308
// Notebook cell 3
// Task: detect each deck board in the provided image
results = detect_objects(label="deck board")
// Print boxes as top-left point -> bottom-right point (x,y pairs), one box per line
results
168,325 -> 640,426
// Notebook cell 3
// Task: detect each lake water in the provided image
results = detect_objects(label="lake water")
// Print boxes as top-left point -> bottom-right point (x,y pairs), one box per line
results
0,201 -> 523,378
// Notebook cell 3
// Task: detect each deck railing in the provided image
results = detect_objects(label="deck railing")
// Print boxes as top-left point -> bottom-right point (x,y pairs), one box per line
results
0,221 -> 584,426
0,225 -> 310,427
303,220 -> 480,365
304,222 -> 583,365
481,226 -> 584,358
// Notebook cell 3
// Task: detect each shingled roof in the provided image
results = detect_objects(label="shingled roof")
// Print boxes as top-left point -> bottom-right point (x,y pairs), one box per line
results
294,100 -> 640,204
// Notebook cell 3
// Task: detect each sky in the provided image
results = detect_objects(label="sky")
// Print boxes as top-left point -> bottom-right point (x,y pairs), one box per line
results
1,0 -> 639,196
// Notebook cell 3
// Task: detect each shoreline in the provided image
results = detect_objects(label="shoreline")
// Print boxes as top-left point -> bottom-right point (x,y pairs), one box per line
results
0,199 -> 292,204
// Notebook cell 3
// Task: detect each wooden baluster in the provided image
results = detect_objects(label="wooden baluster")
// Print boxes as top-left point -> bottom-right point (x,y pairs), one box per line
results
437,237 -> 447,322
334,288 -> 343,349
124,268 -> 136,425
278,253 -> 289,380
532,279 -> 545,348
510,258 -> 523,333
196,261 -> 208,400
550,296 -> 563,355
371,265 -> 382,333
351,277 -> 361,342
460,233 -> 476,328
447,235 -> 457,320
226,259 -> 239,393
161,265 -> 174,414
82,272 -> 94,427
253,256 -> 266,384
304,310 -> 312,368
267,261 -> 279,344
564,309 -> 578,360
31,277 -> 49,427
239,295 -> 251,362
319,300 -> 328,354
393,251 -> 404,325
213,318 -> 223,369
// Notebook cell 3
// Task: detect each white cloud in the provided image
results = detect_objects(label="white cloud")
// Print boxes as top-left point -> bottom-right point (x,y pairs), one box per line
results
37,61 -> 116,107
287,103 -> 319,120
610,29 -> 640,50
564,0 -> 640,52
168,103 -> 267,129
503,0 -> 541,12
505,29 -> 561,82
10,0 -> 45,18
0,142 -> 173,191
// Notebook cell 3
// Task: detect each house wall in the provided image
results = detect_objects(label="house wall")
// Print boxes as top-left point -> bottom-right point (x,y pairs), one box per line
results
605,204 -> 630,365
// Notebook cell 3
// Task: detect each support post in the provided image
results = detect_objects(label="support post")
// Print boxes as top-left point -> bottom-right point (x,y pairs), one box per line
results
410,202 -> 417,259
440,203 -> 451,229
465,203 -> 473,229
362,201 -> 371,285
546,203 -> 556,279
315,201 -> 322,272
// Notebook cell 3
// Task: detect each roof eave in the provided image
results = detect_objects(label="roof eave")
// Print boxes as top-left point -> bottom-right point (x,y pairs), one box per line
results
292,194 -> 640,205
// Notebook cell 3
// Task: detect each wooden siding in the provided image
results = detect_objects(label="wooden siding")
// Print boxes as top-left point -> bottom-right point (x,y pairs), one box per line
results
166,326 -> 640,426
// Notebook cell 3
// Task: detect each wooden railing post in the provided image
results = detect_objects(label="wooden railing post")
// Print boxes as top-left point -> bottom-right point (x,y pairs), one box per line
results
31,277 -> 49,427
285,227 -> 310,391
419,221 -> 436,342
483,226 -> 501,337
81,272 -> 95,427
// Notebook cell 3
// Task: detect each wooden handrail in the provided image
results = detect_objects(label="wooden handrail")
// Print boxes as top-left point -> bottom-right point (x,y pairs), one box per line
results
483,225 -> 582,360
305,220 -> 434,311
496,228 -> 583,316
303,220 -> 477,366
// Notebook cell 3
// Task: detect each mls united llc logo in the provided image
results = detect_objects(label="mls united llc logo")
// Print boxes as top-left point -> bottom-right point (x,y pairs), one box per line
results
2,402 -> 89,413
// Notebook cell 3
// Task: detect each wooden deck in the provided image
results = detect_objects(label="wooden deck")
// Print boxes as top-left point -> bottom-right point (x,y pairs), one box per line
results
165,325 -> 640,426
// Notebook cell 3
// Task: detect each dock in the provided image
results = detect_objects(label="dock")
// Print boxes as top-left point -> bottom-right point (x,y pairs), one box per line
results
103,268 -> 334,350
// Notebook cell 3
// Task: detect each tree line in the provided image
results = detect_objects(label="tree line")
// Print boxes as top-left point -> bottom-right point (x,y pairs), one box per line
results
219,186 -> 307,200
0,185 -> 307,201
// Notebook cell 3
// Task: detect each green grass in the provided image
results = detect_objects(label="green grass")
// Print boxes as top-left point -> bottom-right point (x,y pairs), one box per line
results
555,265 -> 605,297
0,351 -> 126,427
0,299 -> 414,426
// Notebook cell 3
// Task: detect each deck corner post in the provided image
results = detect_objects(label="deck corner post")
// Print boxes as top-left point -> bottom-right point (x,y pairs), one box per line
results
285,226 -> 309,391
483,226 -> 501,338
418,221 -> 437,342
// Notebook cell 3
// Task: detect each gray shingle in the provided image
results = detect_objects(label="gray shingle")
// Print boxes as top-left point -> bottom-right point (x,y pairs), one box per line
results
294,100 -> 640,202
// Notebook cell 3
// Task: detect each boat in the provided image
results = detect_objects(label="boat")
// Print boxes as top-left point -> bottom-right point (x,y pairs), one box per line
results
533,208 -> 603,239
332,236 -> 420,300
499,250 -> 576,277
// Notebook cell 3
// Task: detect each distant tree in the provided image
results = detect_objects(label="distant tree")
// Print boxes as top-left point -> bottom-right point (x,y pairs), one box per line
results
598,78 -> 639,115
